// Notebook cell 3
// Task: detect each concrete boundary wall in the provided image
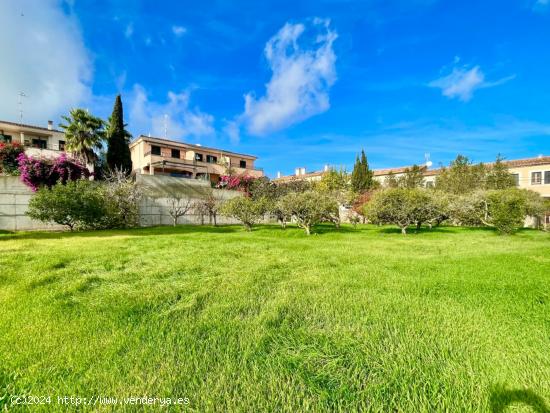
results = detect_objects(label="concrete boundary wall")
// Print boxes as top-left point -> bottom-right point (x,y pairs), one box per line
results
0,176 -> 63,231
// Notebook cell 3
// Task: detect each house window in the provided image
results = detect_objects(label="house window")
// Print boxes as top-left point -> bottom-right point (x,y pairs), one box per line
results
151,145 -> 161,155
545,171 -> 550,185
58,140 -> 65,151
512,173 -> 519,186
239,160 -> 247,168
171,148 -> 180,159
195,153 -> 203,162
0,134 -> 12,143
32,138 -> 47,149
531,172 -> 542,185
206,155 -> 217,163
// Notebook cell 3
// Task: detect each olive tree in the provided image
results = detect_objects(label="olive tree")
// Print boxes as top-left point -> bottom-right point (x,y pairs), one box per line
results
278,191 -> 338,235
220,196 -> 267,231
364,188 -> 435,234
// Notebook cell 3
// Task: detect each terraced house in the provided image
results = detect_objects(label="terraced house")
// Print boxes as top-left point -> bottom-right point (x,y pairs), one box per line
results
129,135 -> 264,185
274,156 -> 550,224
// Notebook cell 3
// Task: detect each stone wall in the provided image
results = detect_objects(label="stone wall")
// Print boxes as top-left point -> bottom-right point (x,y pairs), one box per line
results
136,174 -> 243,226
0,176 -> 63,231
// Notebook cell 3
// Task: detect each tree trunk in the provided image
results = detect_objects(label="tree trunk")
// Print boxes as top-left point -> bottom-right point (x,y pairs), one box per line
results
173,216 -> 177,227
244,223 -> 252,231
401,226 -> 407,235
416,222 -> 421,230
304,225 -> 311,235
213,213 -> 217,226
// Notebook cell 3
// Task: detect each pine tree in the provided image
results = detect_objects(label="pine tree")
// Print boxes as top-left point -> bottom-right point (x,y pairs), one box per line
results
361,149 -> 374,190
106,95 -> 132,173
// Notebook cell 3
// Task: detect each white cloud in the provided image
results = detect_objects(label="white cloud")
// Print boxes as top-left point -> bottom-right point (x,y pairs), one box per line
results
0,0 -> 91,125
236,18 -> 338,136
124,23 -> 134,39
172,25 -> 187,37
429,65 -> 515,102
128,84 -> 215,140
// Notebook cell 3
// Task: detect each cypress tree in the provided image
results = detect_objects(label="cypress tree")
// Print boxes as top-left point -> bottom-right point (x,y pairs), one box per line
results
106,95 -> 132,173
351,149 -> 373,192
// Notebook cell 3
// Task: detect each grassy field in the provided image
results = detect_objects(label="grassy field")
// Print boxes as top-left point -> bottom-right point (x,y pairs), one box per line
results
0,225 -> 548,412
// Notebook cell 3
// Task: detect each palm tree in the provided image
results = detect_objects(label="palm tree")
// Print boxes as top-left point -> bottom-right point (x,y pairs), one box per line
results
59,109 -> 105,165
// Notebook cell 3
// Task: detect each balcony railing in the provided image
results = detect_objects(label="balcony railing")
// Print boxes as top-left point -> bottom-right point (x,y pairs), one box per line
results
144,151 -> 263,172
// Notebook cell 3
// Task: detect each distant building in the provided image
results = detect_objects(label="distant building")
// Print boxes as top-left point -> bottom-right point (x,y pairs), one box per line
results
129,135 -> 264,185
0,119 -> 66,160
274,156 -> 550,200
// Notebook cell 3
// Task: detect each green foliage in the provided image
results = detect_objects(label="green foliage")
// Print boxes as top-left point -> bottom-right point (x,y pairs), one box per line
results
315,168 -> 353,205
435,155 -> 486,194
248,176 -> 278,201
485,155 -> 516,190
351,150 -> 374,193
27,180 -> 107,231
106,95 -> 133,173
384,165 -> 426,189
220,196 -> 267,231
0,143 -> 24,175
101,170 -> 142,228
365,188 -> 436,234
278,190 -> 339,235
59,108 -> 105,165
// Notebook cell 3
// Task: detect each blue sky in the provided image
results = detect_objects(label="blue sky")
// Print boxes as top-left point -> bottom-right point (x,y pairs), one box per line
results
1,0 -> 549,176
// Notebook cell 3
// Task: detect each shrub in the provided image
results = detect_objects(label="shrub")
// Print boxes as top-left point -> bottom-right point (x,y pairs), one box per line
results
220,196 -> 267,231
0,143 -> 25,175
278,191 -> 338,235
101,169 -> 141,228
17,153 -> 89,191
365,188 -> 435,234
27,180 -> 107,231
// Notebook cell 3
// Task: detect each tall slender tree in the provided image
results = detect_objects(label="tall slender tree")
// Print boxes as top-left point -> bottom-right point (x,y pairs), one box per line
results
351,149 -> 374,192
106,95 -> 132,173
59,108 -> 105,165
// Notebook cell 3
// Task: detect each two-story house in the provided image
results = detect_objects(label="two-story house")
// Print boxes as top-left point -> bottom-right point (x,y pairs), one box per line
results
0,120 -> 66,160
129,135 -> 264,184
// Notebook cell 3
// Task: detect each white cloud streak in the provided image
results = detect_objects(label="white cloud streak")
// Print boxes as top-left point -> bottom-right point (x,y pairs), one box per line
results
0,0 -> 91,125
128,84 -> 215,140
234,18 -> 337,136
429,65 -> 515,102
172,25 -> 187,37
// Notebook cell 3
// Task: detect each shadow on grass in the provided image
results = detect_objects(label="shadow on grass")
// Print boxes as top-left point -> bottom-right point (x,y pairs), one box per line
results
490,386 -> 549,413
0,224 -> 245,242
377,226 -> 458,235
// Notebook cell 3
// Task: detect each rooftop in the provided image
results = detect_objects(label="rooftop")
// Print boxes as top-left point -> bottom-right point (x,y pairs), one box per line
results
274,155 -> 550,181
0,119 -> 62,133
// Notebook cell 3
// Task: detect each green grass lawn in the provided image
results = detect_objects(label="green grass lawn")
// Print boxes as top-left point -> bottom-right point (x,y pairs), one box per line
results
0,225 -> 548,412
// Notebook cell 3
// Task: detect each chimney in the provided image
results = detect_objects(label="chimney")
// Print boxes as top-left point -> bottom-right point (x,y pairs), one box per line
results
277,171 -> 281,179
295,167 -> 306,176
47,120 -> 53,130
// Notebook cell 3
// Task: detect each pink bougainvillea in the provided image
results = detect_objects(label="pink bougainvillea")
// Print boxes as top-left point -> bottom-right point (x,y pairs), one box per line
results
17,153 -> 90,191
217,175 -> 256,194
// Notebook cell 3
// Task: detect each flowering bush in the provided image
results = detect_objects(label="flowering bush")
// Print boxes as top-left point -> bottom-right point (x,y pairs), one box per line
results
0,142 -> 25,175
217,175 -> 256,194
17,153 -> 90,191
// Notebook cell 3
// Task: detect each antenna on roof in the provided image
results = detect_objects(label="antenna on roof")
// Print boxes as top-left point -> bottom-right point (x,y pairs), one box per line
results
18,92 -> 27,123
424,152 -> 433,168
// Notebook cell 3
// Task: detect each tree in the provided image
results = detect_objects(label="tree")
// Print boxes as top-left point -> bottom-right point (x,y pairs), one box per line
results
399,165 -> 426,188
364,188 -> 435,234
106,95 -> 132,173
315,167 -> 353,206
167,197 -> 192,226
102,169 -> 142,228
59,108 -> 105,165
435,155 -> 486,194
351,150 -> 374,193
278,191 -> 338,235
220,196 -> 267,231
195,189 -> 222,225
27,180 -> 106,231
384,172 -> 399,188
485,155 -> 515,190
